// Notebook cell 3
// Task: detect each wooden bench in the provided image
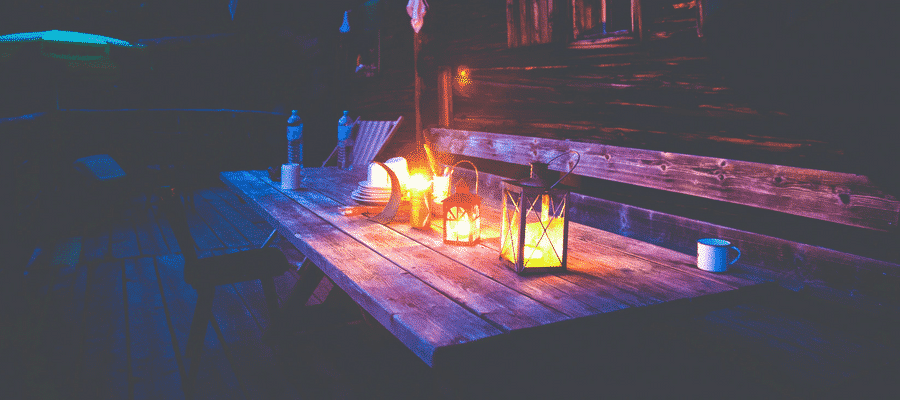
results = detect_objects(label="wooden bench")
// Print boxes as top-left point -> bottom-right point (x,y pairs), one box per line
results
427,127 -> 900,397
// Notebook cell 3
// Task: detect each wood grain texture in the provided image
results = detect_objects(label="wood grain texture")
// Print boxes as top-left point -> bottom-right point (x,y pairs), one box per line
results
196,190 -> 269,246
224,168 -> 765,367
192,196 -> 251,249
222,171 -> 504,366
430,128 -> 900,231
78,260 -> 129,399
125,257 -> 184,400
209,277 -> 300,400
309,166 -> 754,316
256,173 -> 570,332
155,254 -> 243,400
455,165 -> 900,315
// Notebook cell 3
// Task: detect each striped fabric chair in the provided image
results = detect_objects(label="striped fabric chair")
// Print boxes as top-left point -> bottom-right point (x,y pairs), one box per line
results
323,116 -> 403,169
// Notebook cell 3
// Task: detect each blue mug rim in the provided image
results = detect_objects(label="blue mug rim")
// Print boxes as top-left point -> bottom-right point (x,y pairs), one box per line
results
698,238 -> 732,247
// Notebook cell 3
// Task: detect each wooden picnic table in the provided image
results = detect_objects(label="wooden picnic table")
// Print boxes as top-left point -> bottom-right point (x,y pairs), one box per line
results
221,167 -> 765,369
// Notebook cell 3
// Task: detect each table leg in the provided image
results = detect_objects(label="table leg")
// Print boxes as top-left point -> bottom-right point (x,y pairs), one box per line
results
261,229 -> 278,248
264,258 -> 326,344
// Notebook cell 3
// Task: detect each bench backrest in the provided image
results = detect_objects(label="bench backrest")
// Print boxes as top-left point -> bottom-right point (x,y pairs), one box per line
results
428,128 -> 900,232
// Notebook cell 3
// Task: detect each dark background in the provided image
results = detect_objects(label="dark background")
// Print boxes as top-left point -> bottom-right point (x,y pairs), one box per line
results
3,0 -> 898,256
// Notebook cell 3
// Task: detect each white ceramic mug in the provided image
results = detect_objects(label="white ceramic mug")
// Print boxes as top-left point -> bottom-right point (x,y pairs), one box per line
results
281,163 -> 303,190
697,238 -> 741,272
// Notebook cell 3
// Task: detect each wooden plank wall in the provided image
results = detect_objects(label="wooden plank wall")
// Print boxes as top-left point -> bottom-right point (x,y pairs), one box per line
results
348,0 -> 892,180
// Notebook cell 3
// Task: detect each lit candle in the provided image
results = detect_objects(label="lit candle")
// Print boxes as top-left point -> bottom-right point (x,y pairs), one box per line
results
523,245 -> 543,261
449,212 -> 471,240
407,173 -> 431,228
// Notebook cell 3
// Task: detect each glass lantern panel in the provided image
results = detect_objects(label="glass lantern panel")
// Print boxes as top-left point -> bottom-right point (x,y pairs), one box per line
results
500,188 -> 521,264
446,206 -> 476,243
521,192 -> 565,269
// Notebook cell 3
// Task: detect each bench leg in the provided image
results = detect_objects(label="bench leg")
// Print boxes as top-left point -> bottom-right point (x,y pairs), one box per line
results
260,276 -> 280,326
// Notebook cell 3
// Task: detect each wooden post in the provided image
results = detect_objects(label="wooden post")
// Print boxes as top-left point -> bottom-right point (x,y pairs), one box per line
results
697,0 -> 705,38
601,0 -> 607,35
632,0 -> 643,42
438,67 -> 453,128
414,31 -> 422,145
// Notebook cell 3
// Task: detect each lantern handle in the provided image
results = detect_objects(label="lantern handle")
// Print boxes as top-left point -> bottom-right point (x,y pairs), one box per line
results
545,151 -> 580,189
448,160 -> 479,196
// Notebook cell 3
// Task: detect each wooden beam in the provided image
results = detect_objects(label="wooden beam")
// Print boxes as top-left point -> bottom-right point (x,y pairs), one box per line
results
632,0 -> 642,42
696,0 -> 705,37
429,128 -> 900,232
507,0 -> 519,48
414,31 -> 422,145
438,67 -> 453,127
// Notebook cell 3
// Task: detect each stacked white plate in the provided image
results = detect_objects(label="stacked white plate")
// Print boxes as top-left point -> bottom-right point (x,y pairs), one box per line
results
351,180 -> 392,205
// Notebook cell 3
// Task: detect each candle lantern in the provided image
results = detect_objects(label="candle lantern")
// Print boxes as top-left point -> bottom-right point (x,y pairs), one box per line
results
442,161 -> 481,246
500,152 -> 579,274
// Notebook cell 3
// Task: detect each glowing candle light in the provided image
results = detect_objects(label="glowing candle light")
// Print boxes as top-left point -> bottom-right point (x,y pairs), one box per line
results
523,245 -> 543,261
442,161 -> 482,246
408,173 -> 431,228
500,153 -> 579,274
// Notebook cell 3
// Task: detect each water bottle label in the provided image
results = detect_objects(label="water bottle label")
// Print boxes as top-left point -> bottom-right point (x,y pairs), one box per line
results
337,125 -> 352,141
287,125 -> 303,140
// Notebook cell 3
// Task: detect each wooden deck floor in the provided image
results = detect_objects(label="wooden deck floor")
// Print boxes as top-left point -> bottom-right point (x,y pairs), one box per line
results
4,184 -> 433,400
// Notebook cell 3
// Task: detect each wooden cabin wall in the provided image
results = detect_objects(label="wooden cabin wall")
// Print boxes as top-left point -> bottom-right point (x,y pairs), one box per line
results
335,0 -> 895,178
345,1 -> 898,260
340,0 -> 512,163
413,0 -> 895,177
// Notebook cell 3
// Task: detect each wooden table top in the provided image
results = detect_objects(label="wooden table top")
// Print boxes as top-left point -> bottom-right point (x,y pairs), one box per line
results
221,168 -> 761,367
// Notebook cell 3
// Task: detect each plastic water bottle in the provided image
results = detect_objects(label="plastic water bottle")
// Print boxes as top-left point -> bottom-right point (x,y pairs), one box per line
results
287,110 -> 303,165
337,111 -> 352,169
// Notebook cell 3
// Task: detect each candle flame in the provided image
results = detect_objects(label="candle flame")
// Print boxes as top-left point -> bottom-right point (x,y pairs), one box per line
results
407,173 -> 431,191
523,245 -> 543,260
451,212 -> 471,237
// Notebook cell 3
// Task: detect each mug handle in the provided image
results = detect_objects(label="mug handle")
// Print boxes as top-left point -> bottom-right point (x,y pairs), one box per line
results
728,246 -> 741,265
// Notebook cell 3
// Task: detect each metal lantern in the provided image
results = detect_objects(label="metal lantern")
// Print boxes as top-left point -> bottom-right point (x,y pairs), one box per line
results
442,160 -> 481,246
500,152 -> 579,274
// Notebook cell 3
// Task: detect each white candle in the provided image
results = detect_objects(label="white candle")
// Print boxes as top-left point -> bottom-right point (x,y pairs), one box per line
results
449,212 -> 471,240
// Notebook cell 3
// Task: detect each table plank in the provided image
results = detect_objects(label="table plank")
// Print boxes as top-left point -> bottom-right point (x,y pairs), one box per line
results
262,179 -> 571,330
196,190 -> 269,246
223,168 -> 766,367
192,196 -> 251,249
222,171 -> 503,366
308,170 -> 628,317
303,168 -> 751,314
